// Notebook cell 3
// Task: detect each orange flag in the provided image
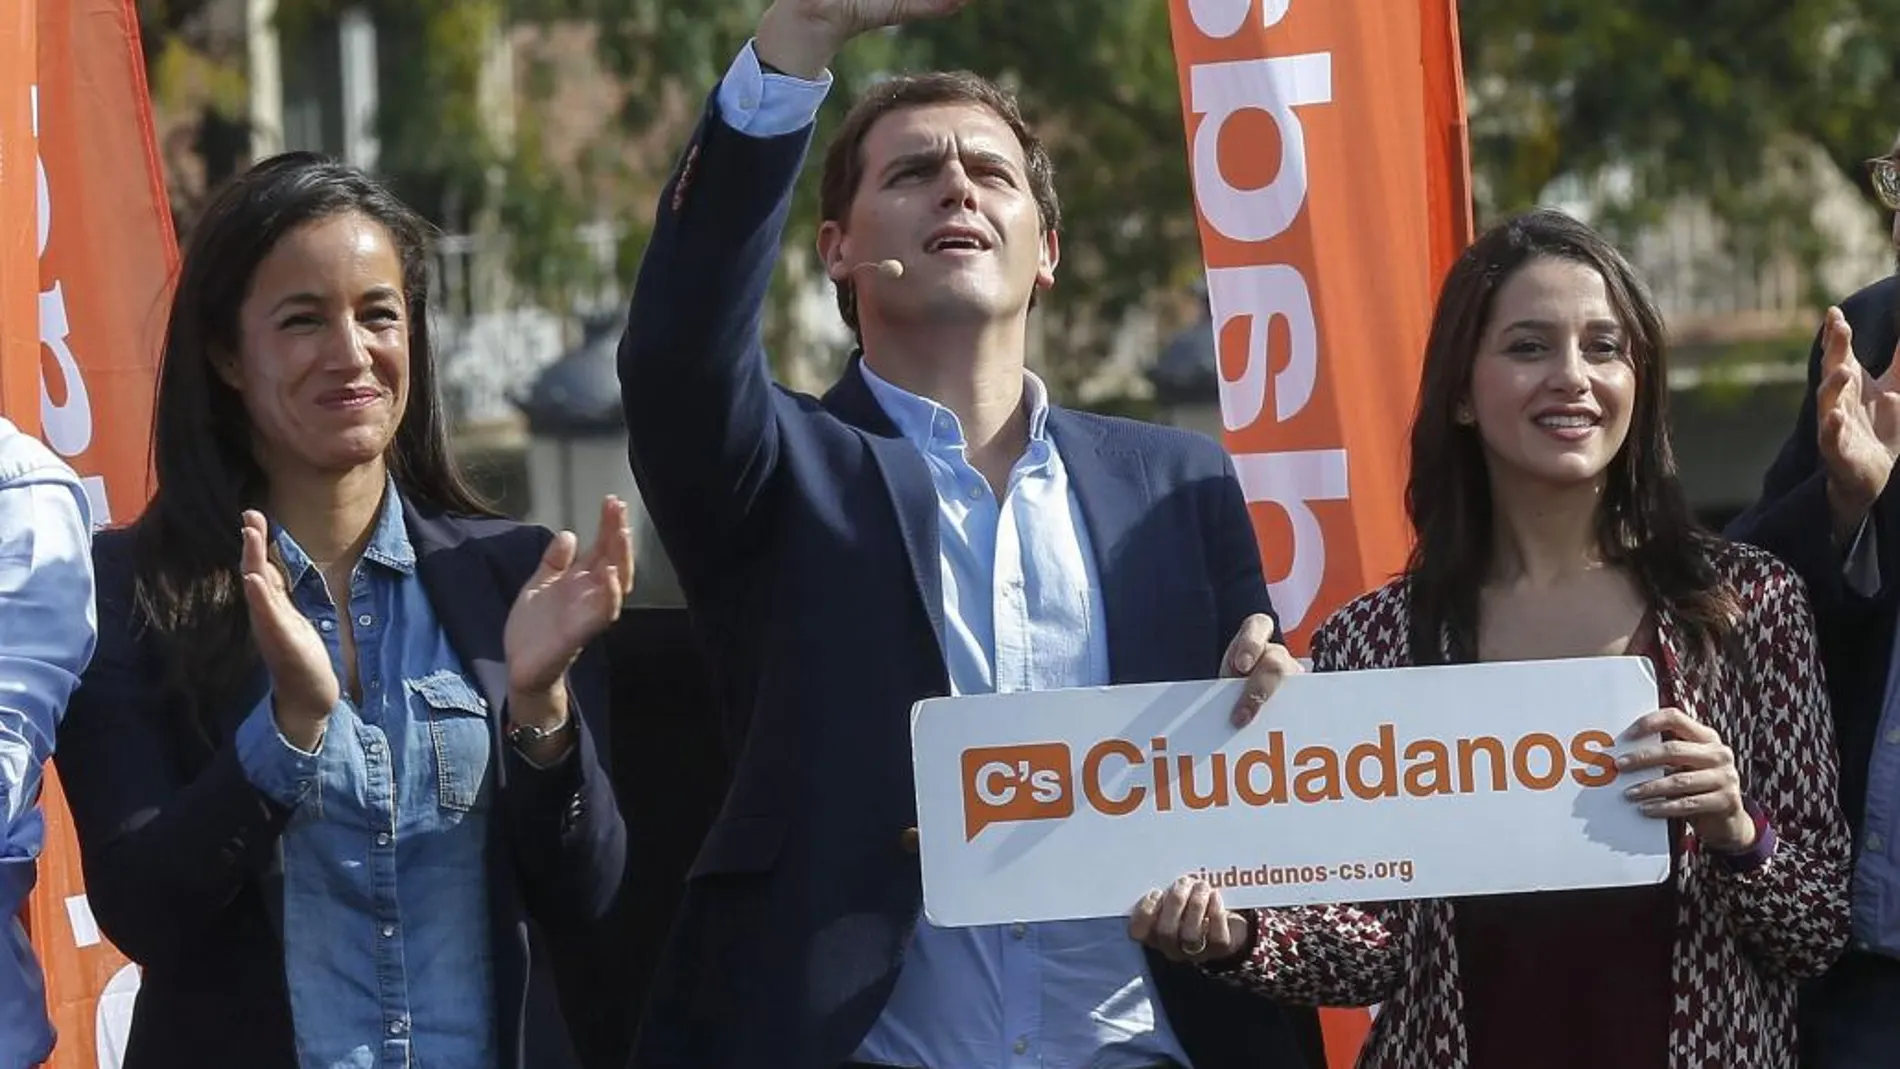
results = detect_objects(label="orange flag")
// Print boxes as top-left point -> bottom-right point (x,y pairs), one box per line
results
0,1 -> 37,436
3,1 -> 176,1064
1164,1 -> 1474,1064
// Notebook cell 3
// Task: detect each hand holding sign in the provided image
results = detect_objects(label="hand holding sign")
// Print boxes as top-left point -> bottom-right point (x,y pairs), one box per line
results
1617,707 -> 1755,853
1127,877 -> 1251,966
1223,613 -> 1304,727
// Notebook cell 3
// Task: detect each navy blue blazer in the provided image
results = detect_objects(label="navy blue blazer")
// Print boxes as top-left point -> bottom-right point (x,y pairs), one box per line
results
619,92 -> 1323,1069
55,501 -> 625,1069
1727,274 -> 1900,841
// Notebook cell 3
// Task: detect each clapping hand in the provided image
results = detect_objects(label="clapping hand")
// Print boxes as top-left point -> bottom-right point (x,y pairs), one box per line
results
1815,307 -> 1900,543
503,496 -> 635,700
239,510 -> 338,750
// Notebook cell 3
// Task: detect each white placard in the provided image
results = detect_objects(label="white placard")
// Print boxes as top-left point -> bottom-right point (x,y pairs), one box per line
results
911,658 -> 1669,927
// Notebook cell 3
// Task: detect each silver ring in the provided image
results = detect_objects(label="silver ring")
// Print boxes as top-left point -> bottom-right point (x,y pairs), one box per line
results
1181,931 -> 1209,956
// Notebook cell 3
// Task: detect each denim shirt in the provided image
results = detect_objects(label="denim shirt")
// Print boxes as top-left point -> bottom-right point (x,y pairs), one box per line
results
234,485 -> 498,1069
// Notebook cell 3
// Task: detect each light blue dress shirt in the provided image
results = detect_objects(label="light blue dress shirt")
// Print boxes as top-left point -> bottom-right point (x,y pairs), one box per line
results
234,484 -> 497,1069
851,365 -> 1192,1069
0,418 -> 94,1069
714,38 -> 834,137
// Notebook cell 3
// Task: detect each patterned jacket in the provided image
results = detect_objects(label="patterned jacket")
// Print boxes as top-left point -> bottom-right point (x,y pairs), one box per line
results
1212,541 -> 1851,1068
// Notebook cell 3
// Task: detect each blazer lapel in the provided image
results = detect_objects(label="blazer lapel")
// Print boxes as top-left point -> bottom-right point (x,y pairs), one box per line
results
405,501 -> 513,718
822,359 -> 947,660
1047,410 -> 1154,685
217,664 -> 289,944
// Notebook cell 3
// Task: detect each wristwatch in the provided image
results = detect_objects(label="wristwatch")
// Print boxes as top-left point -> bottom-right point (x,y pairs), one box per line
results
505,716 -> 573,750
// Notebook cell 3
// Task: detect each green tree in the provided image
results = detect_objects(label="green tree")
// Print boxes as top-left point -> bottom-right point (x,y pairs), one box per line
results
140,0 -> 1900,393
516,0 -> 1202,399
529,0 -> 1900,392
140,0 -> 609,316
1459,0 -> 1900,300
138,0 -> 255,226
277,0 -> 610,313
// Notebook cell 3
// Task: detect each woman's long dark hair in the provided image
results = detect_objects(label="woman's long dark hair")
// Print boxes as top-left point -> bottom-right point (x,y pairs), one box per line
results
1405,209 -> 1738,664
133,151 -> 492,718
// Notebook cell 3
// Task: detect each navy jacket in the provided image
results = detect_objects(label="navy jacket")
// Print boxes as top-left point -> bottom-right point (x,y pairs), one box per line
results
1727,274 -> 1900,840
56,502 -> 624,1069
618,92 -> 1322,1069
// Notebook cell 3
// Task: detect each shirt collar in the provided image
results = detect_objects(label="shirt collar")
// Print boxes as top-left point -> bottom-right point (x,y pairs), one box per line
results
271,476 -> 416,588
362,480 -> 417,573
857,359 -> 1052,454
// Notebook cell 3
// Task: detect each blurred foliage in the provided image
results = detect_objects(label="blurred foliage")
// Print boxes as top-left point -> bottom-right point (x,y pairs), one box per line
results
509,0 -> 1900,389
1461,0 -> 1900,304
1462,0 -> 1900,210
136,0 -> 253,224
141,0 -> 1900,392
506,0 -> 1200,395
285,0 -> 611,314
138,0 -> 606,317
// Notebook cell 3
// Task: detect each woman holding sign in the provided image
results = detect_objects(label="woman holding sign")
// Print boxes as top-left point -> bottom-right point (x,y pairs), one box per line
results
55,154 -> 628,1069
1130,210 -> 1850,1067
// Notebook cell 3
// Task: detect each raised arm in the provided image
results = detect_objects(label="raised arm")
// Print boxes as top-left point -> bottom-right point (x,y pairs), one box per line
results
618,0 -> 967,592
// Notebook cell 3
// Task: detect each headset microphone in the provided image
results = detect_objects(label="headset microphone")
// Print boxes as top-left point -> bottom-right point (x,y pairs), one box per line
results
842,259 -> 905,281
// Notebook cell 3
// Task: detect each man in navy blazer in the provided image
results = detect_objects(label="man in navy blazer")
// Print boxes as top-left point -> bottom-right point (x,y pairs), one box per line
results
1726,135 -> 1900,1068
618,2 -> 1323,1068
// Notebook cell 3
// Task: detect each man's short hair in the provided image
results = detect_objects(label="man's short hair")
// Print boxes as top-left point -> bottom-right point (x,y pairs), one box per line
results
819,71 -> 1061,338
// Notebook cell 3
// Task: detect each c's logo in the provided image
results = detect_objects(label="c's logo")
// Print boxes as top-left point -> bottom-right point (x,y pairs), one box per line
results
961,743 -> 1073,839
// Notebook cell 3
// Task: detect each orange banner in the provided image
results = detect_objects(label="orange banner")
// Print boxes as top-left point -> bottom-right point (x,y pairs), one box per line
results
1165,0 -> 1473,1064
4,0 -> 176,1064
1,1 -> 36,435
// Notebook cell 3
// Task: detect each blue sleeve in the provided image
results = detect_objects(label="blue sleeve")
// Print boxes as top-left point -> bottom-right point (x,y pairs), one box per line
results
715,39 -> 832,138
233,695 -> 333,808
0,468 -> 94,916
